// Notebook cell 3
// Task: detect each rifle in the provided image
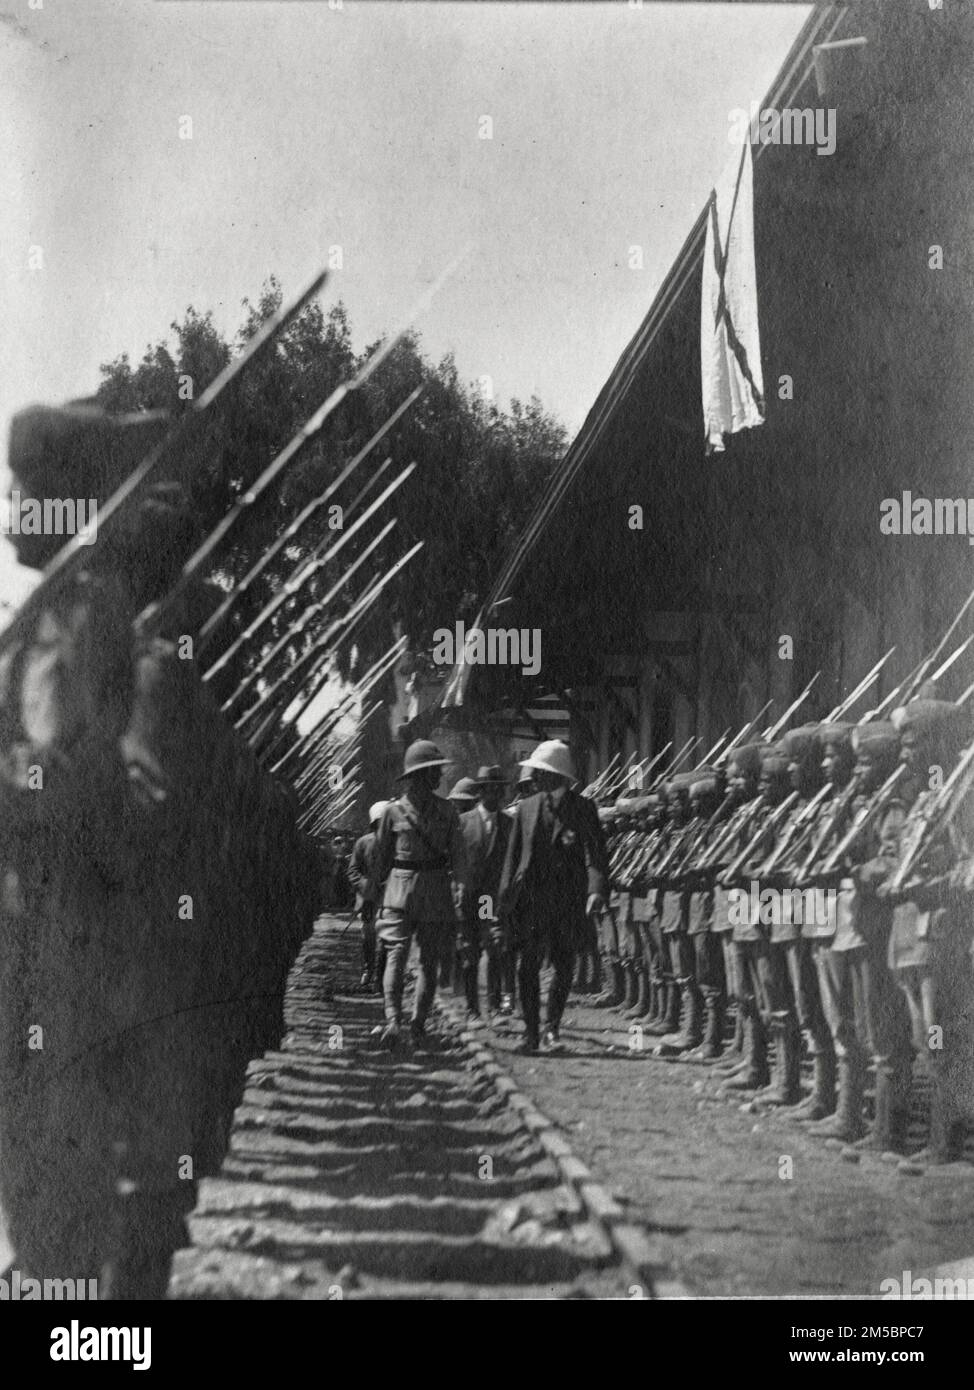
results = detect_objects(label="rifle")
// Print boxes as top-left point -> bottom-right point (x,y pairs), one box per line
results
625,743 -> 673,795
899,587 -> 974,706
792,774 -> 861,882
0,269 -> 329,658
651,816 -> 700,881
197,386 -> 422,650
617,825 -> 667,889
695,796 -> 762,874
714,702 -> 774,768
718,791 -> 799,888
824,648 -> 895,722
762,674 -> 819,742
754,781 -> 832,877
648,737 -> 700,792
584,752 -> 621,798
204,461 -> 416,689
672,788 -> 737,879
220,515 -> 398,714
886,739 -> 974,891
816,764 -> 907,877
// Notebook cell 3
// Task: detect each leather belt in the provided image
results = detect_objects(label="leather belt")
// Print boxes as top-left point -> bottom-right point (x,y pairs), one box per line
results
393,857 -> 449,871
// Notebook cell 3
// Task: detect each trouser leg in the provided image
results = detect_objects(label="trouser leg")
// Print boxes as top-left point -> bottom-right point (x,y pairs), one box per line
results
459,918 -> 482,1015
413,922 -> 448,1026
382,938 -> 409,1024
718,942 -> 769,1089
784,937 -> 831,1057
860,929 -> 914,1111
546,935 -> 576,1032
485,920 -> 503,1010
361,916 -> 377,977
518,939 -> 541,1043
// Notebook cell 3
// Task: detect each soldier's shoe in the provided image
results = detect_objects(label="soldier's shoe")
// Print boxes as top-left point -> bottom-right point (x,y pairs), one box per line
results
380,1022 -> 403,1051
848,1064 -> 907,1156
542,1028 -> 566,1054
645,980 -> 681,1035
712,1050 -> 750,1076
497,993 -> 514,1017
684,987 -> 723,1063
409,1019 -> 427,1050
625,967 -> 650,1019
807,1059 -> 866,1143
786,1053 -> 836,1123
717,1011 -> 769,1092
594,960 -> 625,1008
898,1125 -> 967,1173
637,978 -> 663,1029
747,1012 -> 800,1107
518,1034 -> 540,1055
653,979 -> 703,1058
359,970 -> 374,992
718,1062 -> 770,1093
618,960 -> 639,1013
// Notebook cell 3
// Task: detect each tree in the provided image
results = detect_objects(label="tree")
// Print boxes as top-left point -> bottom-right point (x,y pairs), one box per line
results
96,280 -> 565,722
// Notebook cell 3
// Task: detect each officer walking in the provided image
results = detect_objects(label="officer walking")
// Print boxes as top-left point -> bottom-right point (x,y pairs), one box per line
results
499,740 -> 608,1053
364,740 -> 467,1050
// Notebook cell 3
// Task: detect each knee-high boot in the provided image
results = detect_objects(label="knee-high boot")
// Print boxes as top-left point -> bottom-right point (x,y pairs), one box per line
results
751,1012 -> 801,1107
638,964 -> 663,1027
620,958 -> 639,1012
685,986 -> 724,1062
902,1069 -> 962,1167
853,1061 -> 910,1154
808,1056 -> 866,1141
654,977 -> 703,1057
787,1048 -> 836,1122
719,1000 -> 770,1092
645,976 -> 680,1035
625,962 -> 650,1019
594,956 -> 624,1007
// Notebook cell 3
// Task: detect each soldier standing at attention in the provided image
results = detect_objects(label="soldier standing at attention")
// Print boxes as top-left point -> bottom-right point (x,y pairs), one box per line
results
499,740 -> 608,1053
364,740 -> 467,1050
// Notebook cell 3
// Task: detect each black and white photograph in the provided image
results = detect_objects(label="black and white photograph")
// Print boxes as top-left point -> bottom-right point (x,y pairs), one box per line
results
2,0 -> 974,1337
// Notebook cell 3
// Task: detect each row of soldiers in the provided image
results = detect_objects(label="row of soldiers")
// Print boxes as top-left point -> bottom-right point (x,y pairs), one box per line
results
592,693 -> 974,1165
0,403 -> 319,1296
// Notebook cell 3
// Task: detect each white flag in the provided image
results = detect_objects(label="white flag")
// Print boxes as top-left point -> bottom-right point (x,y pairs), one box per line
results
701,139 -> 765,453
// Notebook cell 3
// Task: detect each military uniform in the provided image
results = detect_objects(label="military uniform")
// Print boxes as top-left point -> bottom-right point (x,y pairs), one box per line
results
0,403 -> 316,1296
366,742 -> 467,1043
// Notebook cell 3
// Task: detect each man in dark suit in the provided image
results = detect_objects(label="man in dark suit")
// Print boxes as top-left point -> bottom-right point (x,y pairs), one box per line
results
458,766 -> 513,1025
499,741 -> 608,1053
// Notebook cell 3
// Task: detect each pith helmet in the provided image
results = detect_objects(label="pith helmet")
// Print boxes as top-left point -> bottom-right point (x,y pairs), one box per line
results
520,739 -> 575,782
400,739 -> 449,778
369,800 -> 390,825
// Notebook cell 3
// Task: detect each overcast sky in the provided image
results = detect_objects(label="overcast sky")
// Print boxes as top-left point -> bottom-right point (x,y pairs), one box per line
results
0,1 -> 809,609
